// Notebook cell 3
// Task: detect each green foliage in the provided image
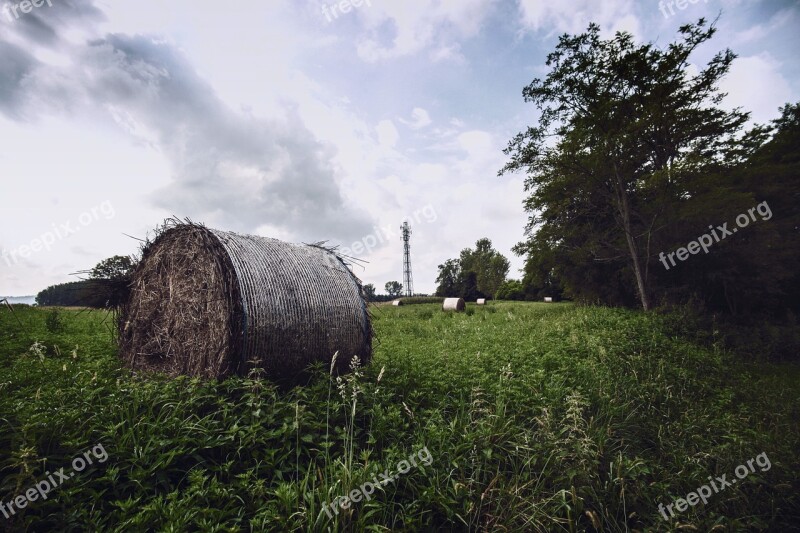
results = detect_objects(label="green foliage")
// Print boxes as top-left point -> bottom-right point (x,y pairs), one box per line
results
434,259 -> 461,297
500,20 -> 791,313
395,297 -> 444,305
496,280 -> 525,301
459,238 -> 510,298
0,305 -> 798,530
35,256 -> 135,309
435,238 -> 510,299
384,281 -> 403,298
362,283 -> 376,301
90,255 -> 134,281
44,307 -> 64,333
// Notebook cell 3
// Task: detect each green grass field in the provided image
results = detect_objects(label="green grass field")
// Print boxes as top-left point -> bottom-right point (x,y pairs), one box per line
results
0,303 -> 798,531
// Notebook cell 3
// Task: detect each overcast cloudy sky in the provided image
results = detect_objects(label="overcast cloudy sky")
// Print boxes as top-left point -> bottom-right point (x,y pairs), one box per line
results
1,0 -> 797,296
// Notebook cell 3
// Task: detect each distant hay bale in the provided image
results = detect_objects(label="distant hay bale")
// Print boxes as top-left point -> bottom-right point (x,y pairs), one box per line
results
543,297 -> 553,303
442,297 -> 465,312
118,221 -> 372,380
476,298 -> 486,305
392,299 -> 403,306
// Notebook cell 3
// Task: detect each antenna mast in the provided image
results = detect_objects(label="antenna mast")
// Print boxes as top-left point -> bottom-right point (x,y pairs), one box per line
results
401,221 -> 413,297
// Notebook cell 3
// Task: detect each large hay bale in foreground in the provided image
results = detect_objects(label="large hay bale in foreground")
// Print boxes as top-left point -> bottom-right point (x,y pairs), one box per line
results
442,297 -> 465,312
118,223 -> 371,380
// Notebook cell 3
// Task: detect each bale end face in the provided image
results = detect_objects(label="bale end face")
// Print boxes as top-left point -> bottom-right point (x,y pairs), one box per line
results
442,297 -> 466,312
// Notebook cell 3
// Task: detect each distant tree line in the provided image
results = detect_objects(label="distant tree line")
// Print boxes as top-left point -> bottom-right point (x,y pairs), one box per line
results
361,283 -> 432,302
36,256 -> 134,308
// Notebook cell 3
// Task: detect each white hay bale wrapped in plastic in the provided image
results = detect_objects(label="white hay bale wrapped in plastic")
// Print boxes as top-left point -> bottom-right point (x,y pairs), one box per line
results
476,298 -> 486,305
442,297 -> 465,312
392,299 -> 403,306
543,297 -> 553,303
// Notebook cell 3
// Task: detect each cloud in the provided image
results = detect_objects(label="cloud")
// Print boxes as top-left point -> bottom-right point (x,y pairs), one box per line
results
89,35 -> 372,242
0,2 -> 373,244
0,0 -> 104,45
721,53 -> 792,124
376,119 -> 399,147
356,0 -> 496,61
516,0 -> 641,37
399,107 -> 432,130
730,6 -> 798,44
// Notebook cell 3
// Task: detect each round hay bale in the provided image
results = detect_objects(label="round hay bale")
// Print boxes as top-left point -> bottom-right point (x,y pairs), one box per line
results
476,298 -> 486,305
543,297 -> 553,303
391,299 -> 403,306
442,297 -> 465,312
118,222 -> 372,380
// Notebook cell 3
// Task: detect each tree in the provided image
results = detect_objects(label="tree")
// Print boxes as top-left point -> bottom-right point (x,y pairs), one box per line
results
385,281 -> 403,298
496,280 -> 525,301
435,239 -> 510,299
434,259 -> 462,297
91,255 -> 134,280
362,283 -> 376,301
36,280 -> 108,307
500,20 -> 751,310
459,238 -> 510,298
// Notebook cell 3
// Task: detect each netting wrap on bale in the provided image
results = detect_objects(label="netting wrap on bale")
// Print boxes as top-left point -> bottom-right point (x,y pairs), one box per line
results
118,222 -> 372,380
442,297 -> 465,312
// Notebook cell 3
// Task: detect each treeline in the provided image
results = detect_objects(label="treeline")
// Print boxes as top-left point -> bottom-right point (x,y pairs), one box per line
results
36,255 -> 134,308
36,280 -> 121,308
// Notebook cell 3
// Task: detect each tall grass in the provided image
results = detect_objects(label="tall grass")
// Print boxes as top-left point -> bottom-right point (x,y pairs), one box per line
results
0,303 -> 797,531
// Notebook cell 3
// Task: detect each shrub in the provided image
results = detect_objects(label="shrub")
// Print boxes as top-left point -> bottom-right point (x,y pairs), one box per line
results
45,308 -> 64,333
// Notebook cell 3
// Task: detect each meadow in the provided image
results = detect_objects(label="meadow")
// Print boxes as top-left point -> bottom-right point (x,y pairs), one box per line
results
0,303 -> 798,531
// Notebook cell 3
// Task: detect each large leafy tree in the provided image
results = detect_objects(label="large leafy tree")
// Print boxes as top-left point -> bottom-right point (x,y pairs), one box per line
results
435,239 -> 510,299
362,283 -> 376,301
500,20 -> 753,310
434,259 -> 462,297
90,255 -> 134,280
384,281 -> 403,298
459,238 -> 510,299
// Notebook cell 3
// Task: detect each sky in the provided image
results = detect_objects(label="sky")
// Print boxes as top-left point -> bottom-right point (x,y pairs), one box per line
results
1,0 -> 798,296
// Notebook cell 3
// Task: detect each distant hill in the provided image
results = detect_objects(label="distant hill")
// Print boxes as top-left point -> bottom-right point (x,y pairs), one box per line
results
1,295 -> 36,305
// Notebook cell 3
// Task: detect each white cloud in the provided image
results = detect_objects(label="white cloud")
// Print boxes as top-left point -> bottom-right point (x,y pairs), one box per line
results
399,107 -> 432,130
516,0 -> 641,37
376,119 -> 399,147
356,0 -> 495,61
721,53 -> 792,124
